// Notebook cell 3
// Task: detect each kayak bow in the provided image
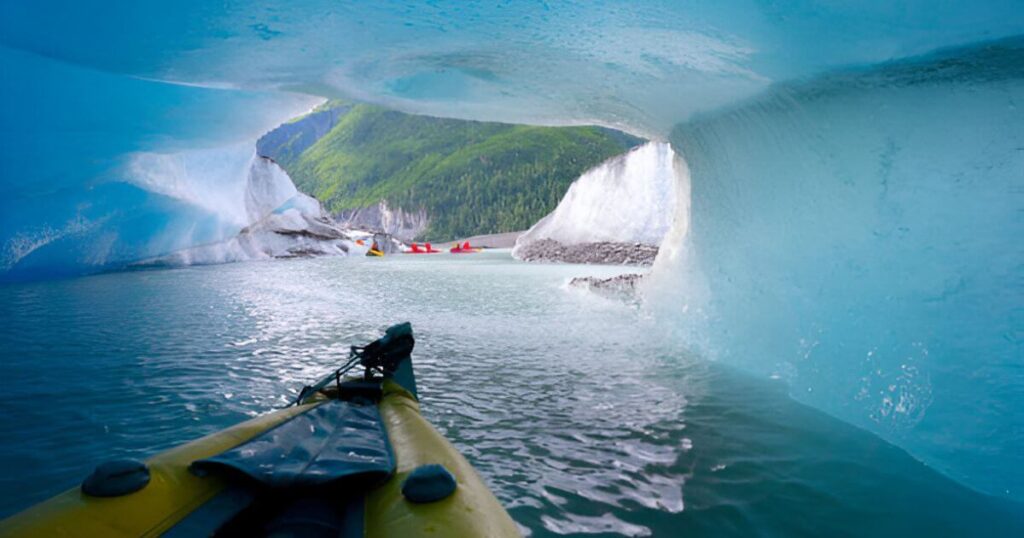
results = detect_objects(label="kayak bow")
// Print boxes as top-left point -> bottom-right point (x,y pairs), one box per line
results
0,323 -> 518,537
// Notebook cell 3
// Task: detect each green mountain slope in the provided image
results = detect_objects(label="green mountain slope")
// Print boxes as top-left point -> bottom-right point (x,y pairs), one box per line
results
265,102 -> 643,240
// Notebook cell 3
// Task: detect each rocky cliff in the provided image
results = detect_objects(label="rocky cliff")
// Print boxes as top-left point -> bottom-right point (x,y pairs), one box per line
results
333,200 -> 429,242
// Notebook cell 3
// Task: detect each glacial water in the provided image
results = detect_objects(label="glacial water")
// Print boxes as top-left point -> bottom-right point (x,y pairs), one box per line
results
1,252 -> 1020,536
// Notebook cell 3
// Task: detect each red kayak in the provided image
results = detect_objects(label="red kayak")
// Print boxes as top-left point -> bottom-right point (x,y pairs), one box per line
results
404,242 -> 440,254
450,241 -> 481,254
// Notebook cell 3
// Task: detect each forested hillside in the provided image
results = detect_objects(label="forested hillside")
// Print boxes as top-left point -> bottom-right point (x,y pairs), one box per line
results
258,101 -> 643,240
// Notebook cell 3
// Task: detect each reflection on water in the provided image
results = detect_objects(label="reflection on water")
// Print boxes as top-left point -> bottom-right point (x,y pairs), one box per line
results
0,252 -> 1020,535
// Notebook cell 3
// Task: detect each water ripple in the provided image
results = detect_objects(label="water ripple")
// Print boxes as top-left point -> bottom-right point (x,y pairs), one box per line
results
1,253 -> 1021,536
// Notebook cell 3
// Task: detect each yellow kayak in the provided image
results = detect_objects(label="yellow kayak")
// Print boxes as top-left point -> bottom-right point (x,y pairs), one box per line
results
0,323 -> 518,537
366,248 -> 385,257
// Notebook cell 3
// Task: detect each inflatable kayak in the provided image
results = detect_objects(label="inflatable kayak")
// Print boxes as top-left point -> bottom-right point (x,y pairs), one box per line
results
449,241 -> 482,254
366,248 -> 384,257
404,242 -> 439,254
0,323 -> 518,537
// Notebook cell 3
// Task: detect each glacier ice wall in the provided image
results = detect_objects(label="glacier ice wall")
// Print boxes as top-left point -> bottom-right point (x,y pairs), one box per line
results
4,2 -> 1023,136
3,2 -> 1022,280
0,45 -> 319,281
140,153 -> 354,264
655,38 -> 1024,499
244,156 -> 300,223
515,142 -> 678,249
146,193 -> 351,267
127,144 -> 255,230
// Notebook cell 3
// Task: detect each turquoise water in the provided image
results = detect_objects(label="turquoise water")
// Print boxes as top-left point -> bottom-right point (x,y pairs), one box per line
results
0,251 -> 1020,536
